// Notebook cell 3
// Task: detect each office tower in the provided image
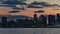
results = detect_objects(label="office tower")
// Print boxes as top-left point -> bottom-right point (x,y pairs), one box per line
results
8,20 -> 16,28
17,19 -> 25,27
48,15 -> 55,26
39,15 -> 47,27
33,14 -> 39,27
33,14 -> 38,23
2,16 -> 7,28
56,13 -> 60,24
57,13 -> 60,18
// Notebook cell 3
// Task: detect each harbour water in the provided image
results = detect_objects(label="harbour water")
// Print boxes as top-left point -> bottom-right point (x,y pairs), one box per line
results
0,28 -> 59,34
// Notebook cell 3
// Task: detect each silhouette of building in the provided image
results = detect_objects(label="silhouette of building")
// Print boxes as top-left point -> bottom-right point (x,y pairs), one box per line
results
7,20 -> 16,28
33,14 -> 38,23
16,19 -> 24,27
39,15 -> 47,27
48,15 -> 55,26
33,14 -> 40,28
57,13 -> 60,18
56,13 -> 60,24
2,16 -> 7,28
1,13 -> 60,28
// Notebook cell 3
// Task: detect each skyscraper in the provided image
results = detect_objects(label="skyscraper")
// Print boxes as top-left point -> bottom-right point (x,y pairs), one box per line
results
2,16 -> 7,28
48,15 -> 55,26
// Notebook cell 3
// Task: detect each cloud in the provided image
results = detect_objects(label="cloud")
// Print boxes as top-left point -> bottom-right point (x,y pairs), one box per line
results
26,0 -> 60,5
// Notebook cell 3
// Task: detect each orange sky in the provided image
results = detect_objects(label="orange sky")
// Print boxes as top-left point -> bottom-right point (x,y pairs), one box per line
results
0,7 -> 60,17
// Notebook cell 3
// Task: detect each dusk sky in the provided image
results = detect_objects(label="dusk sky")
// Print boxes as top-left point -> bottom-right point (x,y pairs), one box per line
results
26,0 -> 60,5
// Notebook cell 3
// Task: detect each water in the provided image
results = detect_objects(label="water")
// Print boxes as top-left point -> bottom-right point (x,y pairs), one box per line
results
0,28 -> 59,34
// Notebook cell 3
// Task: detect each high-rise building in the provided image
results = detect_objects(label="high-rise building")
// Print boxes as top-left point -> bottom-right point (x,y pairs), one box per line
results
33,14 -> 39,27
2,16 -> 7,28
39,15 -> 47,27
48,15 -> 55,26
56,13 -> 60,24
33,14 -> 38,23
